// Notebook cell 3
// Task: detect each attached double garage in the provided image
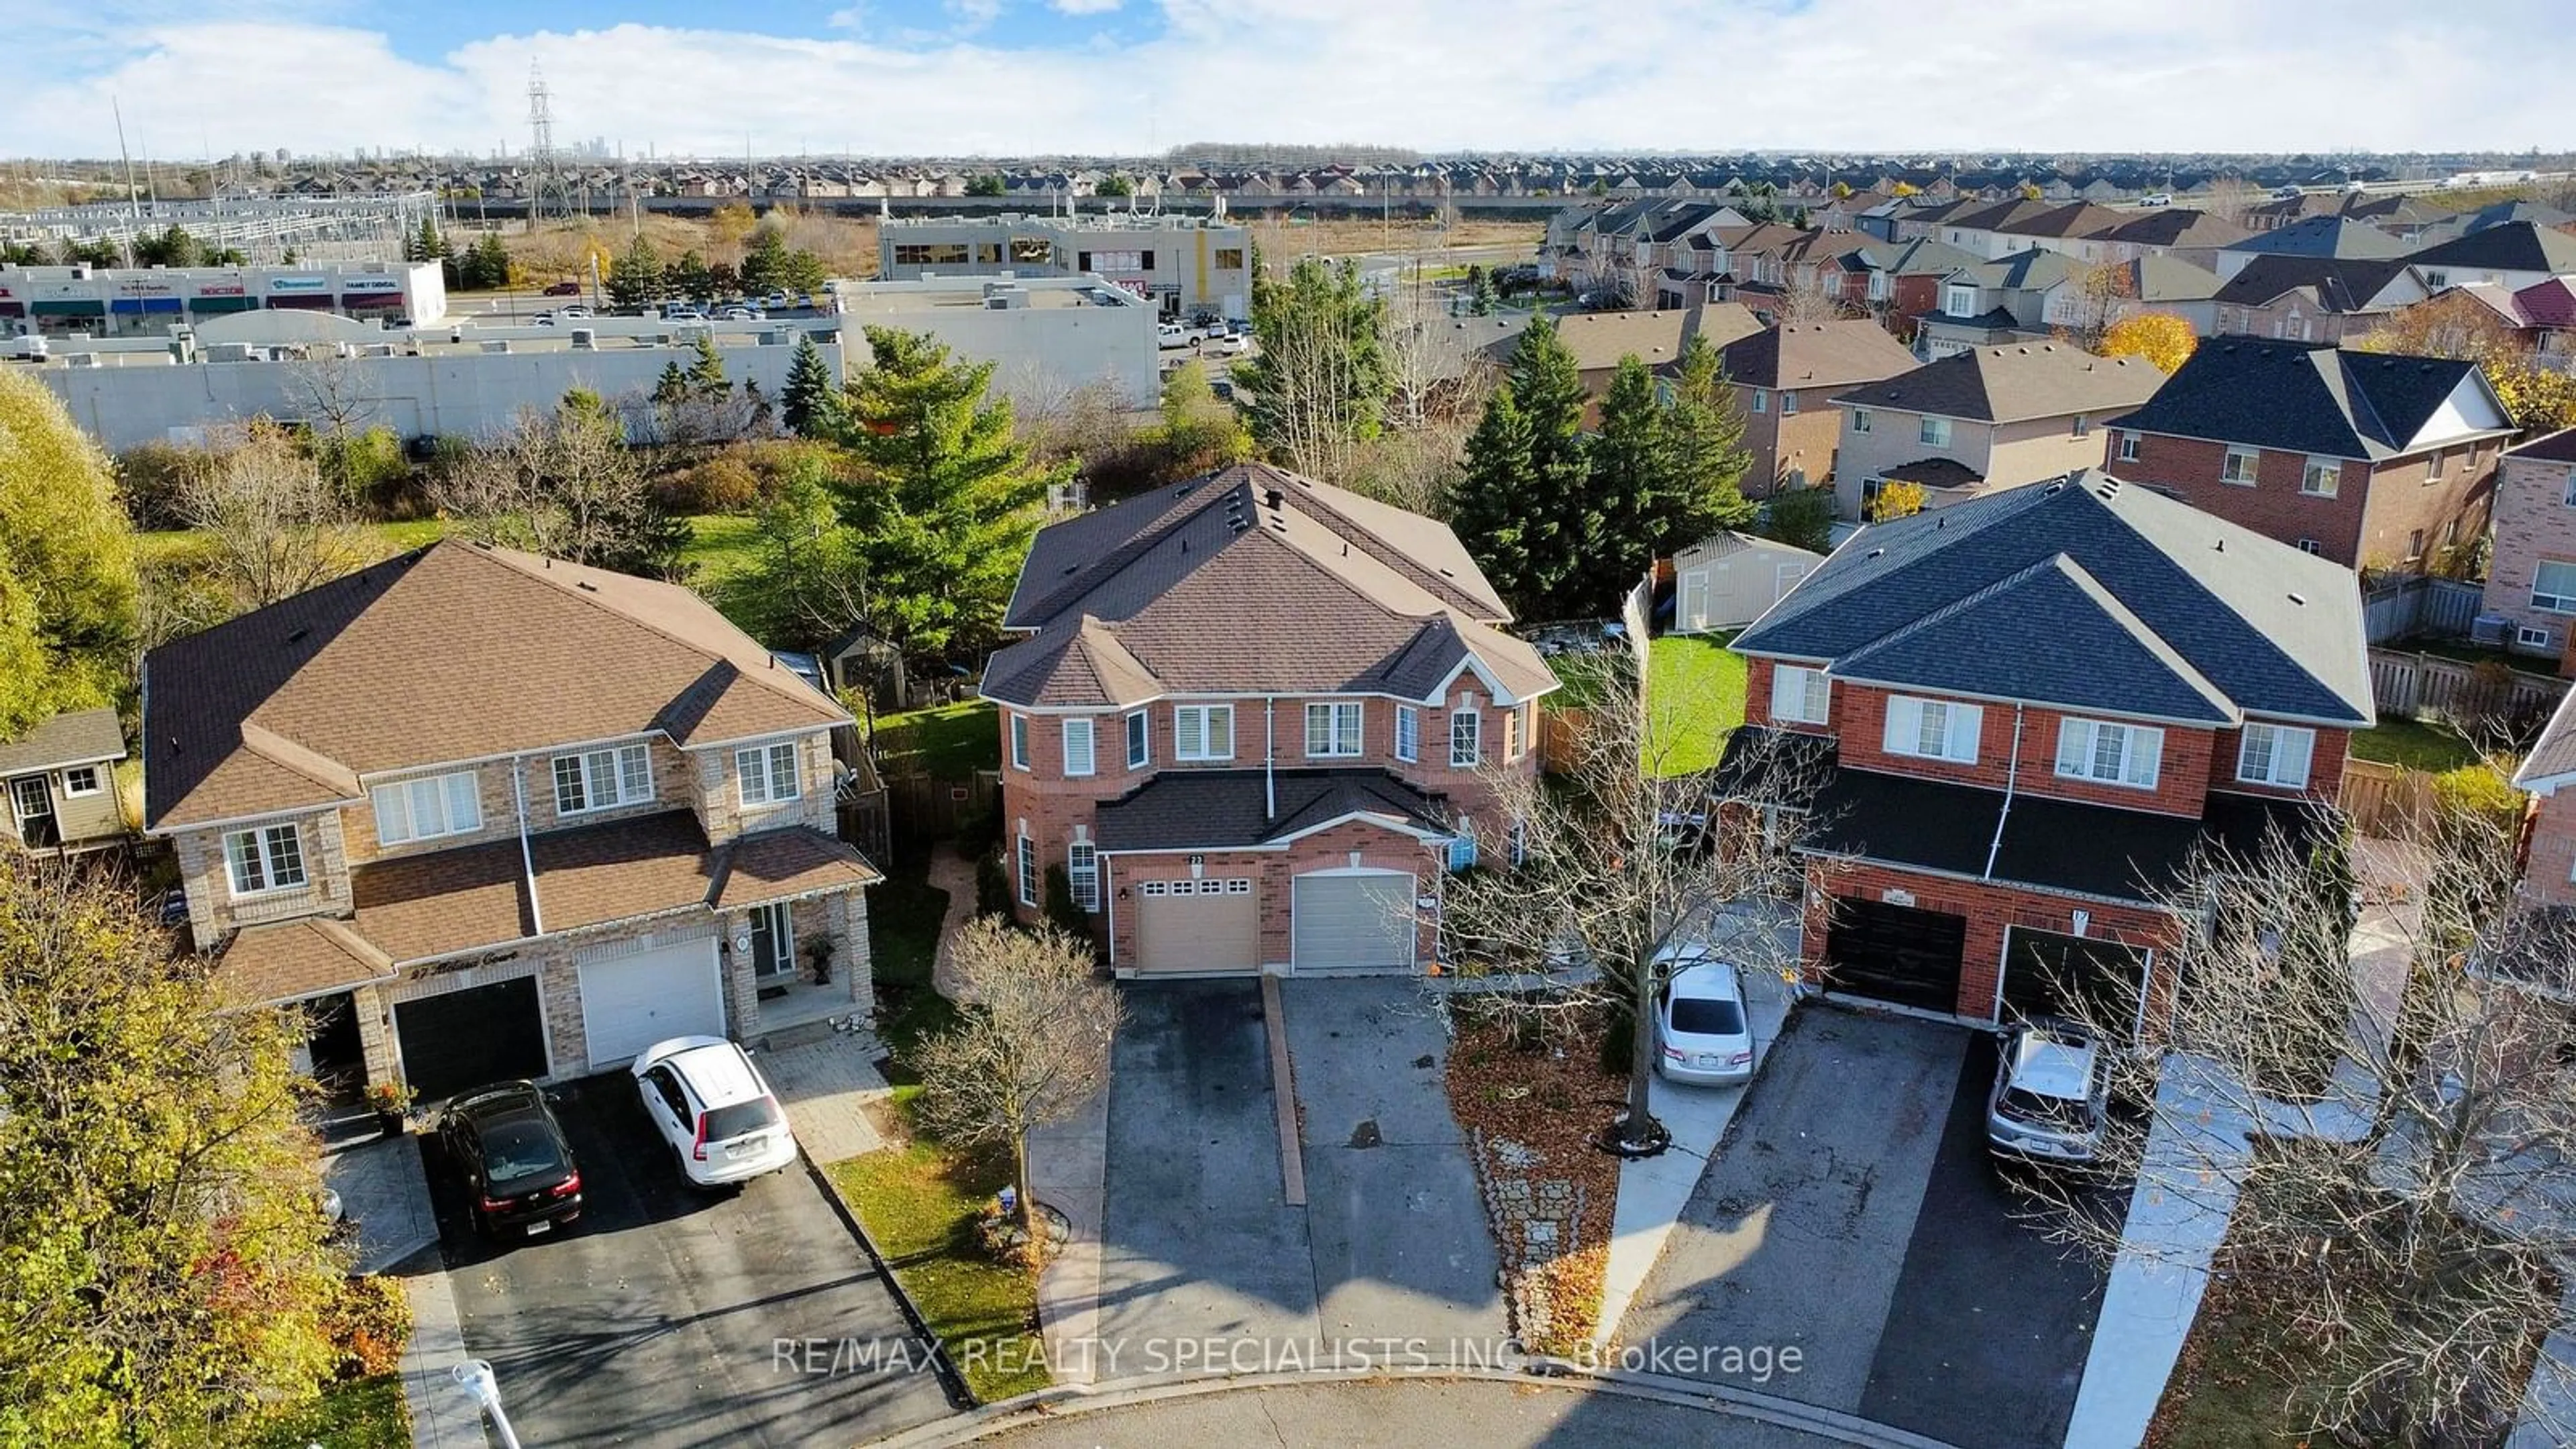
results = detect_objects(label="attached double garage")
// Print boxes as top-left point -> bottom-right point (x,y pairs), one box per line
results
1126,867 -> 1419,975
387,930 -> 729,1101
1817,891 -> 2153,1034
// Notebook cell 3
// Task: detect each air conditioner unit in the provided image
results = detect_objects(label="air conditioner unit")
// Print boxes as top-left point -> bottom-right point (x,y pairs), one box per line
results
65,352 -> 103,368
2471,613 -> 2512,645
480,339 -> 512,354
570,328 -> 596,350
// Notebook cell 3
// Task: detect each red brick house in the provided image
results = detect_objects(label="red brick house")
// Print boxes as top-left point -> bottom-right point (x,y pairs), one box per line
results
2106,341 -> 2518,570
982,464 -> 1557,975
1721,473 -> 2371,1028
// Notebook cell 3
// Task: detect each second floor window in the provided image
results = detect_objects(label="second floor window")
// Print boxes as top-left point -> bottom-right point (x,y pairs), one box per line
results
1068,840 -> 1099,912
1450,707 -> 1482,768
1175,705 -> 1233,761
223,822 -> 306,896
1780,390 -> 1800,415
738,742 -> 801,806
1502,705 -> 1524,761
1010,713 -> 1030,771
1852,409 -> 1874,434
2117,433 -> 2139,462
1395,705 -> 1419,763
1306,701 -> 1362,757
2054,718 -> 2163,789
2222,446 -> 2260,484
1126,710 -> 1149,769
1883,696 -> 1981,764
554,743 -> 651,816
1919,416 -> 1951,447
2237,723 -> 2316,789
1750,388 -> 1768,413
1063,718 -> 1097,777
373,770 -> 482,846
1770,665 -> 1831,725
2301,456 -> 2342,498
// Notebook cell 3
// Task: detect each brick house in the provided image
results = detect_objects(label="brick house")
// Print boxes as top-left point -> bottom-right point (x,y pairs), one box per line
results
144,540 -> 879,1105
2513,687 -> 2576,905
2105,341 -> 2518,570
1715,320 -> 1921,493
2479,429 -> 2576,665
982,463 -> 1557,976
1827,342 -> 2163,519
1721,473 -> 2371,1026
1,708 -> 128,857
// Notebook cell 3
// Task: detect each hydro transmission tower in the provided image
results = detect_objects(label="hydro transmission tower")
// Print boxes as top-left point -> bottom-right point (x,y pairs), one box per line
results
526,62 -> 566,225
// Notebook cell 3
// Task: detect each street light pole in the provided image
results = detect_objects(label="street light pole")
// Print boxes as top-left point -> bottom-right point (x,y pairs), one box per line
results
453,1360 -> 523,1449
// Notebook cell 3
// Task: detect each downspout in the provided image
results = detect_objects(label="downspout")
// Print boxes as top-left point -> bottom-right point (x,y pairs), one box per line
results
513,753 -> 545,936
1982,704 -> 2025,881
1265,696 -> 1276,820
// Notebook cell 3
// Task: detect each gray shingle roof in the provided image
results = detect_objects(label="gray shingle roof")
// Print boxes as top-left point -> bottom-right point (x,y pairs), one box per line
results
1829,343 -> 2163,424
2516,686 -> 2576,791
2107,341 -> 2500,462
1734,473 -> 2372,726
2224,217 -> 2410,262
0,707 -> 125,778
1717,320 -> 1919,390
2210,255 -> 2414,315
2407,221 -> 2576,275
1091,769 -> 1446,852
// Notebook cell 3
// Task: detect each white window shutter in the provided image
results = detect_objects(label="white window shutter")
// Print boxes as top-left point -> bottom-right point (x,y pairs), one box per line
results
2055,718 -> 2088,775
1948,704 -> 1982,762
1883,697 -> 1919,755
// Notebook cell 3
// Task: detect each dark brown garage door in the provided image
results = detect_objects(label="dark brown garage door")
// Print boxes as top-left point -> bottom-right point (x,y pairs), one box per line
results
1823,897 -> 1968,1014
2000,928 -> 2147,1036
394,977 -> 550,1102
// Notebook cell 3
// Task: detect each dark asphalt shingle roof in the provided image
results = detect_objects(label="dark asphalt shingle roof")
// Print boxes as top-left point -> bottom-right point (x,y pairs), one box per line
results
2510,428 -> 2576,466
2107,341 -> 2501,462
1733,474 -> 2373,726
2210,255 -> 2415,315
1091,769 -> 1447,852
2408,221 -> 2576,275
2224,216 -> 2410,262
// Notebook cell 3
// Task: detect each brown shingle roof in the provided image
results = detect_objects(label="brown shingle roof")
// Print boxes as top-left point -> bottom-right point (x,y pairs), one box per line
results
210,917 -> 394,1006
350,811 -> 714,962
1831,343 -> 2163,424
1528,305 -> 1764,373
144,542 -> 846,830
712,828 -> 879,909
1718,321 -> 1921,391
0,707 -> 125,778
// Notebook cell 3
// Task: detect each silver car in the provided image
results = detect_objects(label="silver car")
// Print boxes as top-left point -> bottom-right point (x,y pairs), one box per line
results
1654,954 -> 1756,1086
1986,1023 -> 2110,1162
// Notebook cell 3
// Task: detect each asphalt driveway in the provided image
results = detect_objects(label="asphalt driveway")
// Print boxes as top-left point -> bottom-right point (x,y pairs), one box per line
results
1094,978 -> 1503,1368
426,1074 -> 955,1448
1621,1006 -> 2125,1448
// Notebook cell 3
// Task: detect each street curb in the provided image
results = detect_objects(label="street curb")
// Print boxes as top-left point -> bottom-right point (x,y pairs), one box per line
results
861,1360 -> 1963,1449
802,1152 -> 977,1411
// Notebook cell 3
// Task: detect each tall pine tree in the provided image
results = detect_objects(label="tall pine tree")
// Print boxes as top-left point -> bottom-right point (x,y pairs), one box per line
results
782,335 -> 839,437
1450,382 -> 1541,614
1662,331 -> 1758,532
1450,316 -> 1594,619
608,234 -> 665,307
1574,354 -> 1674,608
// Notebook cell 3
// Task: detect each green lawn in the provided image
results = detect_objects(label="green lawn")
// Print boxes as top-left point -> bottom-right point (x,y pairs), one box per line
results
247,1374 -> 408,1449
868,868 -> 958,1065
826,1105 -> 1051,1404
1646,632 -> 1747,775
873,701 -> 999,782
679,511 -> 765,590
2350,716 -> 2486,774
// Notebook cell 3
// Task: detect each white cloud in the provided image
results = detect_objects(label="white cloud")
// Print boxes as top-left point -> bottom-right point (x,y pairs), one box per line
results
1052,0 -> 1125,13
0,1 -> 2563,160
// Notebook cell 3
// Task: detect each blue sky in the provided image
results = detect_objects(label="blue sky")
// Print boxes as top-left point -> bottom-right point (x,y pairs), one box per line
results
4,1 -> 2567,162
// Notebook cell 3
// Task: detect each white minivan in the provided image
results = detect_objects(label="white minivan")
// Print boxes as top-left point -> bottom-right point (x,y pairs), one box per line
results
633,1036 -> 801,1187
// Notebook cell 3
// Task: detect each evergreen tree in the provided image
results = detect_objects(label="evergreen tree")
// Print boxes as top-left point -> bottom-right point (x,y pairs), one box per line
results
1468,264 -> 1499,316
686,333 -> 728,393
781,335 -> 839,437
1448,382 -> 1543,614
739,223 -> 792,294
653,360 -> 690,407
1661,331 -> 1758,532
669,248 -> 716,303
410,215 -> 446,264
1574,355 -> 1676,608
607,234 -> 665,308
1448,315 -> 1595,619
1234,256 -> 1388,480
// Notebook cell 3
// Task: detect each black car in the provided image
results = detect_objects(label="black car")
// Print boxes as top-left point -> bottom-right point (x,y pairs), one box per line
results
436,1082 -> 584,1238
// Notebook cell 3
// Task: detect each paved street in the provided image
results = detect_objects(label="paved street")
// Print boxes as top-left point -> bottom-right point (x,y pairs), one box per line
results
427,1074 -> 954,1447
1623,1006 -> 2125,1448
1092,979 -> 1503,1370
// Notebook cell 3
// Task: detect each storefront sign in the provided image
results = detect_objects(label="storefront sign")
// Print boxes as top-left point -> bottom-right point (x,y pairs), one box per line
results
341,278 -> 402,293
195,282 -> 246,297
268,276 -> 329,292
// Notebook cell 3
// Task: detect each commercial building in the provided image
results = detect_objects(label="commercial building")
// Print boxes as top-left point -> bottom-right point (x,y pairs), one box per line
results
0,260 -> 447,337
836,272 -> 1159,407
28,308 -> 835,451
877,212 -> 1251,320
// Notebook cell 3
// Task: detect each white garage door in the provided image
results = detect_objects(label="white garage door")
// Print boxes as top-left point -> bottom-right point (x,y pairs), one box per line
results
578,936 -> 725,1069
1292,871 -> 1416,973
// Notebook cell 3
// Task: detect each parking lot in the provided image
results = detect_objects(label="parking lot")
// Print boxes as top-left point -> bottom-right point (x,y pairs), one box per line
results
425,1074 -> 955,1448
1621,1007 -> 2129,1448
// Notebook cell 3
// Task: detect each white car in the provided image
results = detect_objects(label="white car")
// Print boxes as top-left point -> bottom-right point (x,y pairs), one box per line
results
719,305 -> 761,321
1654,949 -> 1756,1085
633,1036 -> 800,1187
1156,321 -> 1192,350
1201,331 -> 1251,356
1985,1022 -> 2110,1163
556,304 -> 593,319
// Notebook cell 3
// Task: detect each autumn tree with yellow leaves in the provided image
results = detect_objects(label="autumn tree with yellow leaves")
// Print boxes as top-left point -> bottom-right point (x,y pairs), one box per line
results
2101,312 -> 2200,375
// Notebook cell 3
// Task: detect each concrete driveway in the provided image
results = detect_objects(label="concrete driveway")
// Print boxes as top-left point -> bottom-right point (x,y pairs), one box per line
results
1093,978 -> 1503,1369
1621,1007 -> 2125,1448
427,1074 -> 954,1448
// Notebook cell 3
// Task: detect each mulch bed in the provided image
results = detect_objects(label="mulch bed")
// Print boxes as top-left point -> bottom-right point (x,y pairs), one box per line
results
1443,1001 -> 1629,1357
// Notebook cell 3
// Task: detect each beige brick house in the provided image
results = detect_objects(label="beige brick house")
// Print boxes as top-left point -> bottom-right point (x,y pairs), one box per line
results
144,539 -> 879,1104
1827,343 -> 2163,519
983,463 -> 1558,976
2480,430 -> 2576,665
1714,320 -> 1921,494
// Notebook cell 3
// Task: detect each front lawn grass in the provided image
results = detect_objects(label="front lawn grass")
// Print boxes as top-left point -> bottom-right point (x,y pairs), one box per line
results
873,701 -> 999,782
1646,631 -> 1746,775
247,1373 -> 408,1449
2349,716 -> 2485,774
826,1104 -> 1051,1404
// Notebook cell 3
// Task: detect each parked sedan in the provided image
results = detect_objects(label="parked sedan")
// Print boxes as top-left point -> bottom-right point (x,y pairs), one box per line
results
633,1036 -> 800,1187
542,280 -> 583,297
1986,1022 -> 2110,1163
436,1083 -> 584,1238
1654,951 -> 1756,1085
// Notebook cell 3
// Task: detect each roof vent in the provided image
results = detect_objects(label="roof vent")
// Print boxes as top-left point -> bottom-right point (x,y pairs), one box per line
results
284,627 -> 310,645
2288,591 -> 2306,606
1866,547 -> 1884,559
576,580 -> 598,592
1264,487 -> 1285,510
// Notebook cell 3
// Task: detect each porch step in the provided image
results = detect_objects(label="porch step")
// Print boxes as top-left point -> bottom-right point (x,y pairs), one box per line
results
753,1013 -> 883,1057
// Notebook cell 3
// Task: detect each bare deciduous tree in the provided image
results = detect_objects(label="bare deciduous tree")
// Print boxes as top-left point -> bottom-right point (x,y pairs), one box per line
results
1772,271 -> 1851,327
433,397 -> 686,577
2019,791 -> 2576,1448
178,423 -> 370,612
1436,637 -> 1825,1152
910,918 -> 1120,1237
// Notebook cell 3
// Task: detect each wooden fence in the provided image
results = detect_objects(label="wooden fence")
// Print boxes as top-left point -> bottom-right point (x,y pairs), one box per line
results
2367,647 -> 2569,726
2363,576 -> 2485,645
2339,758 -> 2439,840
883,769 -> 999,845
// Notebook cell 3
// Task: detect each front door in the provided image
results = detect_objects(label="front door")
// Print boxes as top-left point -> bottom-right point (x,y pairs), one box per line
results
1679,571 -> 1710,632
296,992 -> 368,1106
9,776 -> 56,849
749,902 -> 796,983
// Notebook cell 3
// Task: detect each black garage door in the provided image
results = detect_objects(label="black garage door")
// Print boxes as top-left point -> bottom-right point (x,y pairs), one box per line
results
1823,898 -> 1968,1014
2000,928 -> 2147,1036
394,977 -> 550,1102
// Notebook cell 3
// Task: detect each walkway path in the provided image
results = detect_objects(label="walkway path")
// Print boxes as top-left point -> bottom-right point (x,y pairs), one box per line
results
396,1248 -> 488,1449
765,1027 -> 894,1163
325,1132 -> 438,1276
926,845 -> 979,1003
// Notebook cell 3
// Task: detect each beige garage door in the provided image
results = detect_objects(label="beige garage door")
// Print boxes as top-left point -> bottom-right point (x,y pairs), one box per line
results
1134,877 -> 1258,973
1292,871 -> 1416,973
